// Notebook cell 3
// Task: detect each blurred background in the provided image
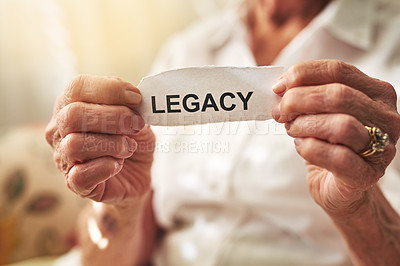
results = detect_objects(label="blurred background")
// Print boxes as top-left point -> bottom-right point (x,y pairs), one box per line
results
0,0 -> 236,129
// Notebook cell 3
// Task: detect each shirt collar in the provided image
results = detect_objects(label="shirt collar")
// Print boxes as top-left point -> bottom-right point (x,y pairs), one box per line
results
323,0 -> 375,50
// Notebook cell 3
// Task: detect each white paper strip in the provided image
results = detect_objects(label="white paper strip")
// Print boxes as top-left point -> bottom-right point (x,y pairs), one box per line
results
136,66 -> 284,126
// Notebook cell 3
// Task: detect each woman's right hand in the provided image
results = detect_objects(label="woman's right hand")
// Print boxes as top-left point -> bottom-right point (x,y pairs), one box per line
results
45,75 -> 155,208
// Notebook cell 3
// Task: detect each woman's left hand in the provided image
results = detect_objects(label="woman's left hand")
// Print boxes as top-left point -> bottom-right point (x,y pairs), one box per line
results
272,60 -> 400,216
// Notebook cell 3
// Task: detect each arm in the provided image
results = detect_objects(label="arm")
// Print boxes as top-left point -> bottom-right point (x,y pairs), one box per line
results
273,60 -> 400,265
78,192 -> 157,266
330,186 -> 400,265
45,75 -> 158,265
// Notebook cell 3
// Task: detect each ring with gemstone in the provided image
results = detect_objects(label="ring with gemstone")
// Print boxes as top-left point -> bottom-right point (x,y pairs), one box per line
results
359,126 -> 389,158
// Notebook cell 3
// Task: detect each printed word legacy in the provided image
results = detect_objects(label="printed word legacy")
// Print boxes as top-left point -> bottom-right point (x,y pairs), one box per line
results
151,91 -> 254,113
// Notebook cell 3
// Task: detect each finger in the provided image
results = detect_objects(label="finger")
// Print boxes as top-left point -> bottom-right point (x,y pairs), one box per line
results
276,84 -> 375,123
286,114 -> 370,153
56,75 -> 142,113
45,116 -> 61,148
293,137 -> 396,189
273,60 -> 397,106
272,84 -> 399,138
59,133 -> 137,165
67,156 -> 123,198
128,125 -> 156,161
56,102 -> 145,137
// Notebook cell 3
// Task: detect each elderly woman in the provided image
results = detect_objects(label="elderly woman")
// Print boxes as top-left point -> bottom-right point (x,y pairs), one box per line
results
46,0 -> 400,265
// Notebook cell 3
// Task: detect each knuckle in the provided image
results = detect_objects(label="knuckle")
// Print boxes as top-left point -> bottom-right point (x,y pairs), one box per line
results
103,77 -> 134,103
57,102 -> 83,136
111,77 -> 128,90
326,60 -> 350,81
65,75 -> 88,102
380,81 -> 397,104
334,115 -> 359,141
327,60 -> 343,72
325,84 -> 351,111
287,63 -> 306,86
62,134 -> 84,159
108,77 -> 139,104
66,102 -> 83,118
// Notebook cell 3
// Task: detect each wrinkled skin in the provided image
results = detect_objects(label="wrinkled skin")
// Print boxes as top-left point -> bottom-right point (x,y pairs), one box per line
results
45,75 -> 155,207
272,60 -> 400,216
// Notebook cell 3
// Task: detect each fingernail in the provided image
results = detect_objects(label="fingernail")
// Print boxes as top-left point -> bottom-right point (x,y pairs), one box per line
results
271,103 -> 281,121
294,138 -> 303,146
272,79 -> 286,95
125,137 -> 137,153
125,89 -> 142,105
132,113 -> 145,131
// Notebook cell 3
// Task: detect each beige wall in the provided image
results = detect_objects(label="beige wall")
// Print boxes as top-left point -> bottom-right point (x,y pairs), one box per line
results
59,0 -> 210,84
0,0 -> 235,128
60,0 -> 236,84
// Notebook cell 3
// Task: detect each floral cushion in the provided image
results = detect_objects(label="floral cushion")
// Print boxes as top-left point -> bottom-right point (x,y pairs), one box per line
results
0,125 -> 87,264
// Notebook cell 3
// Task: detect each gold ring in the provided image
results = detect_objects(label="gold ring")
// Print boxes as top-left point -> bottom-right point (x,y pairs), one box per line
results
359,126 -> 389,158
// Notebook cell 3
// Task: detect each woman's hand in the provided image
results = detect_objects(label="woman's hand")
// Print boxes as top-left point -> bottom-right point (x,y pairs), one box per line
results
272,60 -> 400,216
45,75 -> 155,208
